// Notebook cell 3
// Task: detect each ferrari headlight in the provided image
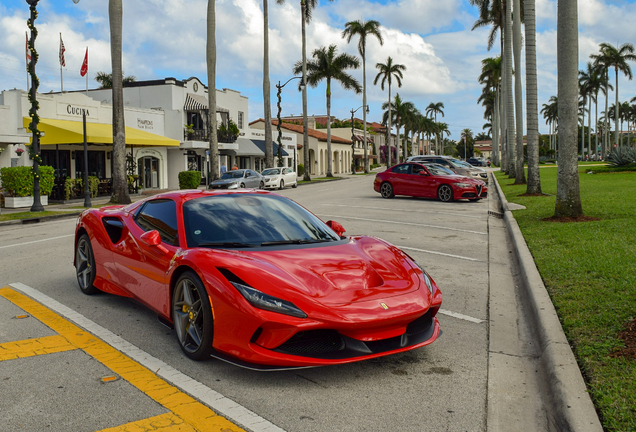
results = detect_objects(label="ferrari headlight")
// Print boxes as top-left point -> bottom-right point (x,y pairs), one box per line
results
231,282 -> 307,318
413,262 -> 434,295
453,182 -> 473,188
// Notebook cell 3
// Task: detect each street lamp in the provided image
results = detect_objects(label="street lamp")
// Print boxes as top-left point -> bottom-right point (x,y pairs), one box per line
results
350,105 -> 369,175
276,77 -> 305,170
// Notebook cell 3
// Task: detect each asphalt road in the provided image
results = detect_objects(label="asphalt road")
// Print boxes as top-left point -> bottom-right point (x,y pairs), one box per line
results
0,174 -> 493,431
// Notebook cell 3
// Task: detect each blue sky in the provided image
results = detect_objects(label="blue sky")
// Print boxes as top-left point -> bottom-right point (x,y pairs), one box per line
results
3,0 -> 636,140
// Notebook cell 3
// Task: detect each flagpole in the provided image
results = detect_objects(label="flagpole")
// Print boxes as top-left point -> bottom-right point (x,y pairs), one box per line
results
85,47 -> 89,96
59,33 -> 64,92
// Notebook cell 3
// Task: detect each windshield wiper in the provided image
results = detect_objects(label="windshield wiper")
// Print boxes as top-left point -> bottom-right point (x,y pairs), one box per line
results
198,242 -> 259,248
260,239 -> 333,246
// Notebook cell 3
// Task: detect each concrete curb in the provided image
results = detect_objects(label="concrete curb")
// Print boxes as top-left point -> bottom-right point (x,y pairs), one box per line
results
491,173 -> 603,432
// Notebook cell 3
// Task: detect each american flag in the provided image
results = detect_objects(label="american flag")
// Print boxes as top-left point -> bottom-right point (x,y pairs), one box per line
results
59,34 -> 66,67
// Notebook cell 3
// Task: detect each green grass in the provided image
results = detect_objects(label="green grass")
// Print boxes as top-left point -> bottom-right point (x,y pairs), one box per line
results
297,176 -> 344,184
0,210 -> 76,222
495,168 -> 636,431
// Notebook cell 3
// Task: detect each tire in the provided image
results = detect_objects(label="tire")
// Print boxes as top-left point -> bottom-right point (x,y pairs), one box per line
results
437,184 -> 454,202
259,181 -> 264,189
279,180 -> 285,190
240,183 -> 245,188
172,271 -> 214,361
380,182 -> 395,199
75,234 -> 99,295
292,182 -> 298,188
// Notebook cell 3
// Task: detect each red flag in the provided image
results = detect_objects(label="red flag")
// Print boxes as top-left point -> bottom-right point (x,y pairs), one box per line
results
80,47 -> 88,77
59,34 -> 66,67
25,32 -> 31,64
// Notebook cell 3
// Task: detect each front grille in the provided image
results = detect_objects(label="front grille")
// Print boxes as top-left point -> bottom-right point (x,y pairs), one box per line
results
211,184 -> 229,189
476,185 -> 483,196
462,192 -> 477,198
406,311 -> 433,335
275,330 -> 345,355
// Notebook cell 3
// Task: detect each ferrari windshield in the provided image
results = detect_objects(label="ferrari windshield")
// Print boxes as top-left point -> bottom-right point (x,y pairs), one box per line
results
261,168 -> 281,176
183,194 -> 340,248
220,171 -> 245,179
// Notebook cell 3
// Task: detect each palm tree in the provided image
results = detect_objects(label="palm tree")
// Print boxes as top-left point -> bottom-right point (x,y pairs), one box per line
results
293,44 -> 361,177
555,0 -> 582,218
263,0 -> 273,168
277,0 -> 333,181
592,43 -> 636,149
94,71 -> 136,89
382,94 -> 416,162
425,102 -> 444,154
523,0 -> 540,193
512,0 -> 525,184
207,0 -> 219,182
417,114 -> 437,155
403,106 -> 421,158
478,56 -> 501,165
374,57 -> 406,167
108,0 -> 130,204
460,128 -> 474,160
579,63 -> 596,155
504,0 -> 516,178
436,122 -> 451,154
541,96 -> 558,154
342,19 -> 383,173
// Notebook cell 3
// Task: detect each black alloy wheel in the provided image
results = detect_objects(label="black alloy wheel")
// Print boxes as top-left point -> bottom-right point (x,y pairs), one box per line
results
75,234 -> 99,295
292,182 -> 298,188
437,184 -> 454,202
240,183 -> 245,188
172,271 -> 214,361
380,182 -> 395,199
279,180 -> 285,190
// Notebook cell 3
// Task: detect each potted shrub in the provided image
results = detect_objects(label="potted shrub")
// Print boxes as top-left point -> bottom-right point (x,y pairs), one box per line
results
0,166 -> 54,208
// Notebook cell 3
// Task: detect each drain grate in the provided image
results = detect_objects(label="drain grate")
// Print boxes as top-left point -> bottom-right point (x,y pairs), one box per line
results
488,210 -> 503,219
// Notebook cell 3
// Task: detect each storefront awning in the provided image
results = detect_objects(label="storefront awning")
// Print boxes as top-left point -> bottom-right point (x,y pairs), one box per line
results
184,93 -> 229,113
251,139 -> 289,157
23,118 -> 180,147
224,138 -> 264,156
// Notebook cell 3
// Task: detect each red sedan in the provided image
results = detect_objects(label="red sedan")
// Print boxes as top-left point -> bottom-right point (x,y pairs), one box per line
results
374,163 -> 488,202
74,190 -> 442,369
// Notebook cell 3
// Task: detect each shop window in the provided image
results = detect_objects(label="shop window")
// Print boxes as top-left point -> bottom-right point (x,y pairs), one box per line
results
238,111 -> 244,129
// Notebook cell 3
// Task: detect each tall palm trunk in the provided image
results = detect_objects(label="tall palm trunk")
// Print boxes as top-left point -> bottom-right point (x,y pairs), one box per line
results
263,0 -> 273,168
604,69 -> 609,157
387,82 -> 392,167
513,0 -> 525,183
207,0 -> 219,182
525,0 -> 541,193
580,97 -> 585,155
326,78 -> 333,177
505,0 -> 516,177
109,0 -> 130,204
555,0 -> 583,217
500,25 -> 508,171
362,53 -> 369,172
595,91 -> 599,155
587,97 -> 592,155
301,1 -> 310,180
493,83 -> 500,166
615,68 -> 620,147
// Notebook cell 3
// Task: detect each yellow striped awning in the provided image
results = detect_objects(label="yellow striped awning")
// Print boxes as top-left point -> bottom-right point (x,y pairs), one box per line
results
22,118 -> 180,147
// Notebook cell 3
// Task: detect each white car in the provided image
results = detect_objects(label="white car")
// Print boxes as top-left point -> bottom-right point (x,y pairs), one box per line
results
261,167 -> 298,190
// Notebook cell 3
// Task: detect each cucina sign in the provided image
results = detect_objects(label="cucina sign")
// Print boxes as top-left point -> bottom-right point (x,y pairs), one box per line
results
67,105 -> 90,116
57,102 -> 97,119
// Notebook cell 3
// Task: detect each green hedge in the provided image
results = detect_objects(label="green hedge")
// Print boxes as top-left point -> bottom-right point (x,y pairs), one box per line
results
0,166 -> 54,197
178,171 -> 201,189
297,164 -> 305,176
64,177 -> 99,200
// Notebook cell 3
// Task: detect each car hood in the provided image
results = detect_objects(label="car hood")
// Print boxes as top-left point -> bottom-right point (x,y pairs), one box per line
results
206,236 -> 420,306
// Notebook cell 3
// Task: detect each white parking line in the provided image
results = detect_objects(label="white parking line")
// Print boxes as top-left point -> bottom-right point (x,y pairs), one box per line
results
322,204 -> 483,219
438,309 -> 484,324
0,234 -> 74,250
316,214 -> 487,235
397,246 -> 481,262
9,282 -> 285,432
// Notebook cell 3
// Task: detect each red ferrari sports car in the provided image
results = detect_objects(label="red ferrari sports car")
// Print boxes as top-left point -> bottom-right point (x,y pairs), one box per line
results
374,162 -> 488,202
74,190 -> 442,369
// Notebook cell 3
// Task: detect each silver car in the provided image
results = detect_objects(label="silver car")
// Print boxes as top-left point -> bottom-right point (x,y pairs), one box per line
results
406,155 -> 488,182
261,167 -> 298,190
209,169 -> 264,190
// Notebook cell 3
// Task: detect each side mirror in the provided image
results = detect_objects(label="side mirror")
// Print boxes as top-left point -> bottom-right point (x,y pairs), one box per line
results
326,220 -> 346,237
418,171 -> 429,176
140,230 -> 169,253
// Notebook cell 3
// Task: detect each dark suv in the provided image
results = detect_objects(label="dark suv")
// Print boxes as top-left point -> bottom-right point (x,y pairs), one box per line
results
467,157 -> 488,167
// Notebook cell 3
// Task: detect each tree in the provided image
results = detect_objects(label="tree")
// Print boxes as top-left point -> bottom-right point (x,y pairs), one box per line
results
108,0 -> 130,204
460,128 -> 474,159
94,71 -> 136,89
342,20 -> 383,173
555,0 -> 582,218
263,0 -> 273,168
478,56 -> 501,165
417,114 -> 437,155
277,0 -> 333,181
207,0 -> 219,182
523,0 -> 541,194
374,57 -> 406,167
436,122 -> 451,154
541,95 -> 558,153
591,43 -> 636,149
382,94 -> 415,162
293,44 -> 361,177
512,0 -> 525,184
425,102 -> 445,154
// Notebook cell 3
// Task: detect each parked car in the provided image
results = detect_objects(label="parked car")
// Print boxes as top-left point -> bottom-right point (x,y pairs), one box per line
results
74,190 -> 442,368
261,167 -> 298,190
406,155 -> 488,182
209,169 -> 263,190
467,157 -> 488,167
374,162 -> 488,202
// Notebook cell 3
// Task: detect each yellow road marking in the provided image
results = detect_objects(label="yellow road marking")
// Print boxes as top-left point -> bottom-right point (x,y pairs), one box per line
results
98,412 -> 196,431
0,287 -> 245,432
0,334 -> 76,361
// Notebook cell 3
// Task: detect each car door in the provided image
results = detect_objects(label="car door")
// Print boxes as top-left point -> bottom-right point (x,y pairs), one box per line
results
113,199 -> 179,314
245,170 -> 258,188
389,164 -> 411,195
409,164 -> 435,197
282,168 -> 296,185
